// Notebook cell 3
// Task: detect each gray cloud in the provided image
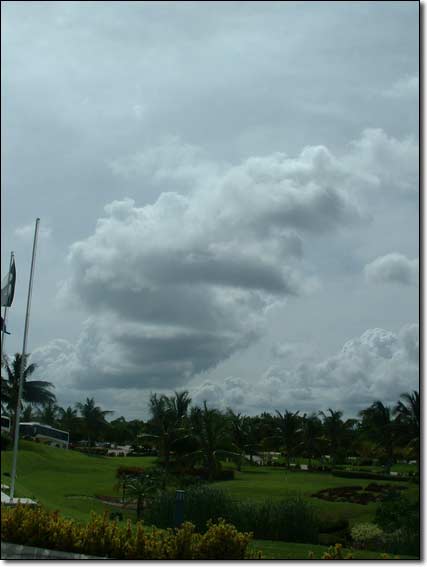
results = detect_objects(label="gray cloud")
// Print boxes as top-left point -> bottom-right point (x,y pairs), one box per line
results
364,253 -> 419,286
2,2 -> 418,418
32,128 -> 416,392
190,323 -> 419,417
383,75 -> 419,99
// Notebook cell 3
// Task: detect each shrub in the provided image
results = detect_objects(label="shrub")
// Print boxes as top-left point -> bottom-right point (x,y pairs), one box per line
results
231,497 -> 319,543
144,485 -> 234,533
308,543 -> 353,559
351,523 -> 384,550
144,485 -> 319,543
375,494 -> 420,556
1,505 -> 255,559
192,519 -> 255,559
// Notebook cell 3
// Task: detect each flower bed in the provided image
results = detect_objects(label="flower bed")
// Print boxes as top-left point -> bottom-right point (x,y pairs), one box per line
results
312,484 -> 406,505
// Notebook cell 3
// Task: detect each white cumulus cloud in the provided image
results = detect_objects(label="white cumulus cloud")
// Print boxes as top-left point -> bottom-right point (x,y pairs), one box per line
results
33,129 -> 417,393
189,323 -> 419,416
364,253 -> 418,286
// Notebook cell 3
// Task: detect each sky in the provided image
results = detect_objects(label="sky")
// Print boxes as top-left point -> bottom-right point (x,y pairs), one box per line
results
1,1 -> 419,420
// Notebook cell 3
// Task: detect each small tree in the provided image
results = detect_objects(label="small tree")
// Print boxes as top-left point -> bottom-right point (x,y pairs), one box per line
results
122,468 -> 165,520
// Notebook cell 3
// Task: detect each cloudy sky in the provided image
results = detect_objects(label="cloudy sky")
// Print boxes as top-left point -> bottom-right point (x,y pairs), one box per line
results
1,1 -> 419,420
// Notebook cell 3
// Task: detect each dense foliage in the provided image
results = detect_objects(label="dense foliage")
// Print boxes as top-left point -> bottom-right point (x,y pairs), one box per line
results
1,505 -> 256,559
144,485 -> 319,543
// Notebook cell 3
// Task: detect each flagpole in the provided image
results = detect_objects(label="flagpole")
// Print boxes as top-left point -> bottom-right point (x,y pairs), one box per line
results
1,251 -> 14,366
10,219 -> 40,500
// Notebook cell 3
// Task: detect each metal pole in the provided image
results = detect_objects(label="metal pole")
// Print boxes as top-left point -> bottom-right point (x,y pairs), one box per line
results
10,219 -> 40,499
0,251 -> 14,365
174,489 -> 185,527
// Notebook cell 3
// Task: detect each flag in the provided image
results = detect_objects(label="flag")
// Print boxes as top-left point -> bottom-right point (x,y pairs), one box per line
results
1,257 -> 16,307
0,315 -> 10,335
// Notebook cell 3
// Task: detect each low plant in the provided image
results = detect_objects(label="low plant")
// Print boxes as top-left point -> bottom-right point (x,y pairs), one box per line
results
375,494 -> 420,556
1,505 -> 256,559
144,485 -> 319,543
308,543 -> 353,559
351,522 -> 384,550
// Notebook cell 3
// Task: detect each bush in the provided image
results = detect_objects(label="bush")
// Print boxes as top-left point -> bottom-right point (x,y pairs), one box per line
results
351,523 -> 384,550
144,485 -> 319,543
144,485 -> 234,533
375,494 -> 420,556
308,543 -> 353,559
1,505 -> 256,559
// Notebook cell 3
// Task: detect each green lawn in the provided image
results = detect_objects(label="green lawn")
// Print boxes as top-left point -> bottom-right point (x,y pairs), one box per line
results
211,465 -> 417,526
1,442 -> 419,556
1,441 -> 155,522
250,540 -> 413,559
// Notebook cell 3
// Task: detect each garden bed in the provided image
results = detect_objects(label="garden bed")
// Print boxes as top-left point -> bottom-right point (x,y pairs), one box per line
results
312,483 -> 406,505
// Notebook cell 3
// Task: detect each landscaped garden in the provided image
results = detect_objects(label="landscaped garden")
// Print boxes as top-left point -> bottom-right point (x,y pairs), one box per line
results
1,439 -> 419,559
0,376 -> 420,559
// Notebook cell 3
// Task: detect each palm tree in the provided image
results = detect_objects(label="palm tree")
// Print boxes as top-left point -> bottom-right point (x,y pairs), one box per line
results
393,391 -> 420,473
36,400 -> 60,426
359,401 -> 395,473
142,391 -> 192,473
227,410 -> 251,470
58,406 -> 81,443
320,409 -> 356,466
75,398 -> 112,446
188,402 -> 238,481
2,353 -> 56,437
122,468 -> 165,520
300,413 -> 324,468
21,404 -> 35,422
273,410 -> 301,468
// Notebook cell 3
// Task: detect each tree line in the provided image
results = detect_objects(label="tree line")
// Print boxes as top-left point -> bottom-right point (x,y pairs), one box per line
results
1,353 -> 419,478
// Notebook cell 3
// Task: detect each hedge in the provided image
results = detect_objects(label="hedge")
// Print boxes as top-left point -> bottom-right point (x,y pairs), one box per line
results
1,505 -> 257,559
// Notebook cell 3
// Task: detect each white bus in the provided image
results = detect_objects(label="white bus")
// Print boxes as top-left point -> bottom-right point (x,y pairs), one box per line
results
20,422 -> 69,449
1,415 -> 11,433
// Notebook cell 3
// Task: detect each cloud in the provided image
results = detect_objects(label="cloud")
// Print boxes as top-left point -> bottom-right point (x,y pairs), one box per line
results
364,253 -> 418,286
344,129 -> 419,197
109,136 -> 221,188
14,223 -> 52,241
34,129 -> 416,392
189,323 -> 419,416
383,75 -> 419,99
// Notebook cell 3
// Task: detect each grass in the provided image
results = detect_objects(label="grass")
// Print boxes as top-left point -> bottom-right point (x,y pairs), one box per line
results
212,465 -> 418,525
250,540 -> 414,559
1,442 -> 418,532
1,441 -> 155,522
